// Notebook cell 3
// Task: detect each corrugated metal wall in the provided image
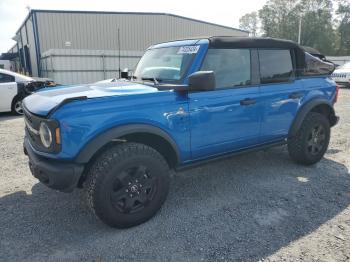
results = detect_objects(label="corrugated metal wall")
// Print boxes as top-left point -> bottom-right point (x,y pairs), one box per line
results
35,12 -> 247,52
25,18 -> 39,76
41,49 -> 143,84
17,11 -> 247,84
12,15 -> 39,76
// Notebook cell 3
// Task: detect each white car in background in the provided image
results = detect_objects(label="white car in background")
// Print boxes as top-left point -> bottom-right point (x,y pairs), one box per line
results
0,69 -> 57,115
331,62 -> 350,88
0,69 -> 34,115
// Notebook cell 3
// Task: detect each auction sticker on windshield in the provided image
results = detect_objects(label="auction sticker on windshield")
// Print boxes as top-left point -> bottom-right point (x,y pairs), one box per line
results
177,45 -> 200,54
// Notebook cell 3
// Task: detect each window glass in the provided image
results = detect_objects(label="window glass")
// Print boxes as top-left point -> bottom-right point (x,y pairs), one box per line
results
303,52 -> 335,76
201,49 -> 251,88
133,46 -> 197,82
259,49 -> 293,84
0,73 -> 15,83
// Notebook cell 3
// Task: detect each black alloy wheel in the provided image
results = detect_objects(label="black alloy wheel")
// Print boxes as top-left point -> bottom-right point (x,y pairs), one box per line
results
110,165 -> 158,214
306,124 -> 327,156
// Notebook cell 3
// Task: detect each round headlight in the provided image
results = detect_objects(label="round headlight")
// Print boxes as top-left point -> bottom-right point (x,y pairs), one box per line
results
39,122 -> 52,148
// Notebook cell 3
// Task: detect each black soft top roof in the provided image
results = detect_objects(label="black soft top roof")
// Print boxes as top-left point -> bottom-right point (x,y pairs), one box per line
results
208,36 -> 301,49
207,36 -> 306,73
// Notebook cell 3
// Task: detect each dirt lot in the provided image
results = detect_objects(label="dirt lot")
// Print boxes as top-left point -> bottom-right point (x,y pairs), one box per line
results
0,89 -> 350,262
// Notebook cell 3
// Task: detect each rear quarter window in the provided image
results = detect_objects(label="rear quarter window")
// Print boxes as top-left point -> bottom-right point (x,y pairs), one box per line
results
303,52 -> 335,76
259,49 -> 294,84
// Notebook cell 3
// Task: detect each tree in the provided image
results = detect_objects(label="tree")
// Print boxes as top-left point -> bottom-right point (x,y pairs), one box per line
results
239,0 -> 349,55
298,0 -> 336,54
239,12 -> 259,36
336,0 -> 350,55
257,0 -> 336,54
258,0 -> 300,40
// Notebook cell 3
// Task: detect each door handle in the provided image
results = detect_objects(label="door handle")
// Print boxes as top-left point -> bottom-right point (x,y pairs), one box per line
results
175,107 -> 187,116
240,98 -> 256,106
289,92 -> 303,99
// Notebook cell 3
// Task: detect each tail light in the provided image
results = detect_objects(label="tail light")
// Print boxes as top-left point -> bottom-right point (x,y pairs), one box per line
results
334,83 -> 339,103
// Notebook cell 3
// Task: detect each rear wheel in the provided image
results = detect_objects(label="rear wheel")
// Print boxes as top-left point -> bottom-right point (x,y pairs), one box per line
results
84,142 -> 170,228
11,97 -> 24,115
288,112 -> 330,165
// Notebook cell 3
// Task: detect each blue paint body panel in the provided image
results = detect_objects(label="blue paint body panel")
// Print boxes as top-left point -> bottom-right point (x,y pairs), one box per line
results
52,90 -> 191,161
188,85 -> 261,160
259,80 -> 305,142
23,38 -> 338,168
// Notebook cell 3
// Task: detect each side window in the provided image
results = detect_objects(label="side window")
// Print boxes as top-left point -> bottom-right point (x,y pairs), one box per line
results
259,49 -> 294,84
0,73 -> 15,83
201,49 -> 251,88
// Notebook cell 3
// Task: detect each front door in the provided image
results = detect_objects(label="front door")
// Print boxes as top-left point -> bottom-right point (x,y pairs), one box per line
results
189,48 -> 261,160
0,73 -> 17,112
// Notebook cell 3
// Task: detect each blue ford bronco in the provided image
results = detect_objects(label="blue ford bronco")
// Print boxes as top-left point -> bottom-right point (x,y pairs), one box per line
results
23,37 -> 339,228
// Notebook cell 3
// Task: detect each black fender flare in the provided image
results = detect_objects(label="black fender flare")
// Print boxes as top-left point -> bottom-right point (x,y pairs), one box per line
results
288,98 -> 335,137
74,124 -> 181,164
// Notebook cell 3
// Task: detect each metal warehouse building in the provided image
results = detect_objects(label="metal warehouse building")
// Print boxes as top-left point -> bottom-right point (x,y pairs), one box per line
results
5,9 -> 248,84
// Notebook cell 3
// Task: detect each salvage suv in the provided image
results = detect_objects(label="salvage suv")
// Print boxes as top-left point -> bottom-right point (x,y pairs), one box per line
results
23,37 -> 339,228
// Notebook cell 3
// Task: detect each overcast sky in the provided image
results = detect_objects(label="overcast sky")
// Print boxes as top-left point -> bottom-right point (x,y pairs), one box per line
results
0,0 -> 267,53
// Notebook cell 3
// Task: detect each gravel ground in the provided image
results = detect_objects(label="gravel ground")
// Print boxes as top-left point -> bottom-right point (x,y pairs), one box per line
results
0,89 -> 350,262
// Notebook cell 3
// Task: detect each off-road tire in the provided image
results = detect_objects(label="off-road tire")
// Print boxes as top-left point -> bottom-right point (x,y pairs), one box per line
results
288,112 -> 330,165
84,142 -> 170,228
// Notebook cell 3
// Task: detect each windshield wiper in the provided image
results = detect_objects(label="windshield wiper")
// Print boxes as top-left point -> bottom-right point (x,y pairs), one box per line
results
141,77 -> 160,86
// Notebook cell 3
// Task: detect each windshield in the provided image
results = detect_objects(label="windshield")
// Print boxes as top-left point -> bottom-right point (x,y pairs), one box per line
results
133,46 -> 199,82
339,62 -> 350,69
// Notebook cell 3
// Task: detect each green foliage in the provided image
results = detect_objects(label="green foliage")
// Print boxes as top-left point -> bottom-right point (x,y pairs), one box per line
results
239,0 -> 350,55
298,0 -> 336,54
239,12 -> 259,36
258,0 -> 300,41
336,0 -> 350,55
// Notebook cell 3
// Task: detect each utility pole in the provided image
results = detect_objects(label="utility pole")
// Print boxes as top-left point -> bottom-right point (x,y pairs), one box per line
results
298,16 -> 302,44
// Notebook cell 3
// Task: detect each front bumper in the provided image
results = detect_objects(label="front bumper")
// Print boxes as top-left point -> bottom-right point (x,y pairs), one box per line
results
335,81 -> 350,88
332,115 -> 340,127
24,138 -> 84,192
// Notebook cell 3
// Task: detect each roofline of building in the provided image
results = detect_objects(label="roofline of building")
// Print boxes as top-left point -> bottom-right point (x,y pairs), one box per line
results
9,43 -> 17,50
15,11 -> 33,35
14,9 -> 249,36
5,43 -> 18,54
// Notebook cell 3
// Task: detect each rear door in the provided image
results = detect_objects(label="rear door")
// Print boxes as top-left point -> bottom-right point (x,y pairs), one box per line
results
258,49 -> 305,143
0,73 -> 17,112
189,48 -> 261,159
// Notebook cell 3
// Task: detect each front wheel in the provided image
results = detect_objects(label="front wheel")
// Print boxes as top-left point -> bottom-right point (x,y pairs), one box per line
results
288,112 -> 330,165
84,142 -> 170,228
11,97 -> 24,115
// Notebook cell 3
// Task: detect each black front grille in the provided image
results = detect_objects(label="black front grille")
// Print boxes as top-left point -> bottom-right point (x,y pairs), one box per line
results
23,106 -> 41,130
23,105 -> 61,154
23,106 -> 46,152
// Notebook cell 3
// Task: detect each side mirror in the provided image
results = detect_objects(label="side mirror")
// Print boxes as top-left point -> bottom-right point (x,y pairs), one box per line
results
120,68 -> 129,79
188,71 -> 215,91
